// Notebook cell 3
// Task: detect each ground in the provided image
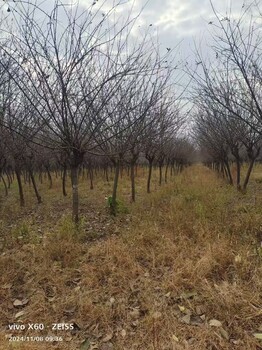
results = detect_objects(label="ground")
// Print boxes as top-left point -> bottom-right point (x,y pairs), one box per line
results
0,164 -> 262,350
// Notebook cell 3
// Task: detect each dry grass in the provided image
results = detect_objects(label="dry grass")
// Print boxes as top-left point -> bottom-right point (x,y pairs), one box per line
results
0,164 -> 262,350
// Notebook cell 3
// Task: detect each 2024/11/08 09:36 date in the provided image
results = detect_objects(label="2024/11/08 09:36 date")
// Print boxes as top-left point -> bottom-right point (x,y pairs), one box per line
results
8,335 -> 63,342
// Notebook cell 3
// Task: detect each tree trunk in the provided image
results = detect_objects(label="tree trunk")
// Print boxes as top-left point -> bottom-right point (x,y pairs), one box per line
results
1,175 -> 8,196
29,168 -> 42,204
15,168 -> 25,207
236,158 -> 241,190
159,164 -> 162,186
89,167 -> 94,190
165,161 -> 169,183
243,157 -> 256,191
62,164 -> 67,196
147,160 -> 153,193
46,166 -> 53,189
71,164 -> 79,223
111,160 -> 120,215
130,161 -> 136,202
6,171 -> 11,188
224,160 -> 233,185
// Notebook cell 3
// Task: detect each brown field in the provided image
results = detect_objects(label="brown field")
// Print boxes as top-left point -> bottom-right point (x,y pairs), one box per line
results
0,164 -> 262,350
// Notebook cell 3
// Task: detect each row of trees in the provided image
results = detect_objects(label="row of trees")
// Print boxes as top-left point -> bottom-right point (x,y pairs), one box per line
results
191,1 -> 262,191
0,1 -> 193,221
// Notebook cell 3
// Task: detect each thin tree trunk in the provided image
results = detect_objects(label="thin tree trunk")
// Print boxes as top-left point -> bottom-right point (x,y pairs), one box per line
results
1,175 -> 8,196
71,164 -> 79,223
130,161 -> 136,202
111,160 -> 120,215
46,167 -> 53,189
236,158 -> 241,190
6,171 -> 11,188
165,162 -> 169,183
15,168 -> 25,207
90,167 -> 94,190
147,160 -> 153,193
225,160 -> 233,185
243,158 -> 255,191
62,165 -> 67,196
159,165 -> 162,186
29,169 -> 42,204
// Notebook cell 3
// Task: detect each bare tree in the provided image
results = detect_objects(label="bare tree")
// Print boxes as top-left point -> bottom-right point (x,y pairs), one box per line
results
190,1 -> 262,190
0,0 -> 167,222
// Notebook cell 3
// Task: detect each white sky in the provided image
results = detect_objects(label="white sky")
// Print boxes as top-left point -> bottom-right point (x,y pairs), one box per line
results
75,0 -> 250,56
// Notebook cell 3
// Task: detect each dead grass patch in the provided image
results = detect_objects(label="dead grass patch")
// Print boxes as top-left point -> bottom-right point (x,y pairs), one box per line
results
0,165 -> 262,349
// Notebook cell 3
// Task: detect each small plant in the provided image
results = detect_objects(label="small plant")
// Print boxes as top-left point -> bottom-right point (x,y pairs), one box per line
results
106,195 -> 119,215
11,221 -> 39,244
106,196 -> 117,208
106,196 -> 129,215
16,222 -> 29,237
56,215 -> 85,241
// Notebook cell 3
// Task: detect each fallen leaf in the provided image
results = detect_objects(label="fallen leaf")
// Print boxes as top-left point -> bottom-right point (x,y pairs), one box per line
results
220,328 -> 229,340
178,305 -> 185,312
15,311 -> 25,319
120,329 -> 126,338
172,334 -> 179,342
190,315 -> 204,326
13,299 -> 23,307
209,319 -> 222,327
234,255 -> 242,263
102,333 -> 113,342
13,298 -> 29,307
181,314 -> 191,325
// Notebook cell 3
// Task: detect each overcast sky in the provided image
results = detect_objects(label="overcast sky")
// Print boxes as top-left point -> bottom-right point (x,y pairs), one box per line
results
2,0 -> 253,64
1,0 -> 254,100
76,0 -> 249,62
